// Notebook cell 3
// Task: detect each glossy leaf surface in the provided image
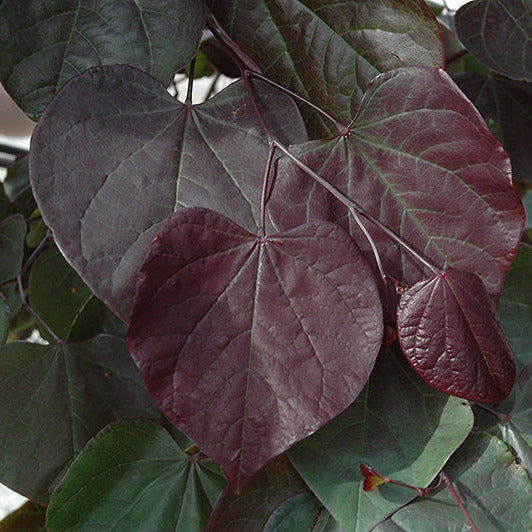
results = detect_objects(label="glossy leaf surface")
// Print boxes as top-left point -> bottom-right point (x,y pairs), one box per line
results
270,67 -> 524,305
288,347 -> 473,532
397,269 -> 515,404
0,501 -> 46,532
455,73 -> 532,183
499,244 -> 532,369
0,0 -> 205,117
0,214 -> 25,314
455,0 -> 532,81
206,456 -> 342,531
0,335 -> 160,503
30,65 -> 306,320
209,0 -> 443,136
46,418 -> 227,532
128,207 -> 383,493
376,433 -> 532,531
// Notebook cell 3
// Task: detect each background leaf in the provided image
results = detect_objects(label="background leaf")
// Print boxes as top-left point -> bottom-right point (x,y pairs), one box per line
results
128,207 -> 383,493
0,0 -> 205,117
287,347 -> 474,532
0,293 -> 9,344
0,335 -> 160,503
30,65 -> 307,320
209,0 -> 443,137
0,501 -> 46,532
455,0 -> 532,82
46,418 -> 227,532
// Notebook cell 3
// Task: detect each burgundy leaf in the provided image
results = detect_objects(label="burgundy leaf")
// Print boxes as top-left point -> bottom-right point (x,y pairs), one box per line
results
397,268 -> 515,404
127,207 -> 383,493
269,67 -> 524,307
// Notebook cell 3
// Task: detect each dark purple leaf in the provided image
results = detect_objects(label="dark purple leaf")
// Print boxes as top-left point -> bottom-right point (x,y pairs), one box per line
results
397,268 -> 515,404
269,67 -> 524,307
128,207 -> 383,493
30,65 -> 306,320
209,0 -> 443,136
455,0 -> 532,82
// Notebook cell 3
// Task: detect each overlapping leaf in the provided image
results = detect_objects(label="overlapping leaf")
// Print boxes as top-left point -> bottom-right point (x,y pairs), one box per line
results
30,64 -> 306,320
375,433 -> 532,531
209,0 -> 443,136
46,419 -> 227,532
0,0 -> 205,117
288,347 -> 473,532
128,207 -> 383,493
455,0 -> 532,82
269,67 -> 524,306
0,335 -> 160,503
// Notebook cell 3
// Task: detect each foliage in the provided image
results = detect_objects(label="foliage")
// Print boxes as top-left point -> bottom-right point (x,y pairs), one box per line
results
0,0 -> 530,530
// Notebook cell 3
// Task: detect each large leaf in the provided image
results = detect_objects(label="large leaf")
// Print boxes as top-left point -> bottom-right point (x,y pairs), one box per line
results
499,244 -> 532,369
288,347 -> 473,532
209,0 -> 443,136
397,268 -> 516,404
46,418 -> 227,532
0,335 -> 160,503
376,432 -> 532,531
455,0 -> 532,82
30,64 -> 306,320
206,456 -> 342,531
0,0 -> 205,117
0,214 -> 26,315
455,72 -> 532,183
128,207 -> 383,493
269,67 -> 524,306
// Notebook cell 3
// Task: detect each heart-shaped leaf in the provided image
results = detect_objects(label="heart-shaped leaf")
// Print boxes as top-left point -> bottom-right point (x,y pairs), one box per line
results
269,67 -> 524,305
46,418 -> 227,532
128,207 -> 383,493
375,432 -> 532,531
397,268 -> 516,404
288,347 -> 473,532
0,335 -> 160,503
455,0 -> 532,82
30,65 -> 306,320
209,0 -> 443,136
0,0 -> 205,117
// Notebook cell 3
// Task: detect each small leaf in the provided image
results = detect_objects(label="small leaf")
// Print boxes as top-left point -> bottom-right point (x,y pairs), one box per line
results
0,0 -> 205,116
360,465 -> 388,492
397,268 -> 516,404
128,207 -> 383,493
0,501 -> 46,532
0,335 -> 160,503
46,419 -> 227,532
455,0 -> 532,81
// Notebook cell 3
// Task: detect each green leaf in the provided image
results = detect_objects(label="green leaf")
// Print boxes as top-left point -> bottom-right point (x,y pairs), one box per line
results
28,247 -> 106,341
0,292 -> 9,344
0,214 -> 26,315
0,0 -> 205,117
209,0 -> 443,137
0,335 -> 160,503
0,501 -> 46,532
46,418 -> 227,532
376,432 -> 532,530
2,155 -> 34,219
288,348 -> 474,532
499,245 -> 532,369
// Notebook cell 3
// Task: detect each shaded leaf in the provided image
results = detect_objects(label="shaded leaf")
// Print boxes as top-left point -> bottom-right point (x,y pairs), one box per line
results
455,0 -> 532,81
0,501 -> 45,532
0,214 -> 26,314
206,455 -> 342,532
0,292 -> 9,344
128,207 -> 383,493
0,335 -> 160,503
455,72 -> 532,183
288,347 -> 473,532
397,268 -> 515,403
499,244 -> 532,369
376,432 -> 532,531
46,418 -> 226,532
2,155 -> 34,219
209,0 -> 443,136
30,65 -> 306,320
0,0 -> 205,117
269,67 -> 524,307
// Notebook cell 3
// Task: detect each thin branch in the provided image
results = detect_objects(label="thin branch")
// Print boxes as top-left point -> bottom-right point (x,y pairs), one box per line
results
185,58 -> 196,105
441,471 -> 479,532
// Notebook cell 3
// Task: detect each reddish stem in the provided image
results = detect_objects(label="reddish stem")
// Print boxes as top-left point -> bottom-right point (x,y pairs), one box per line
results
441,471 -> 480,532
